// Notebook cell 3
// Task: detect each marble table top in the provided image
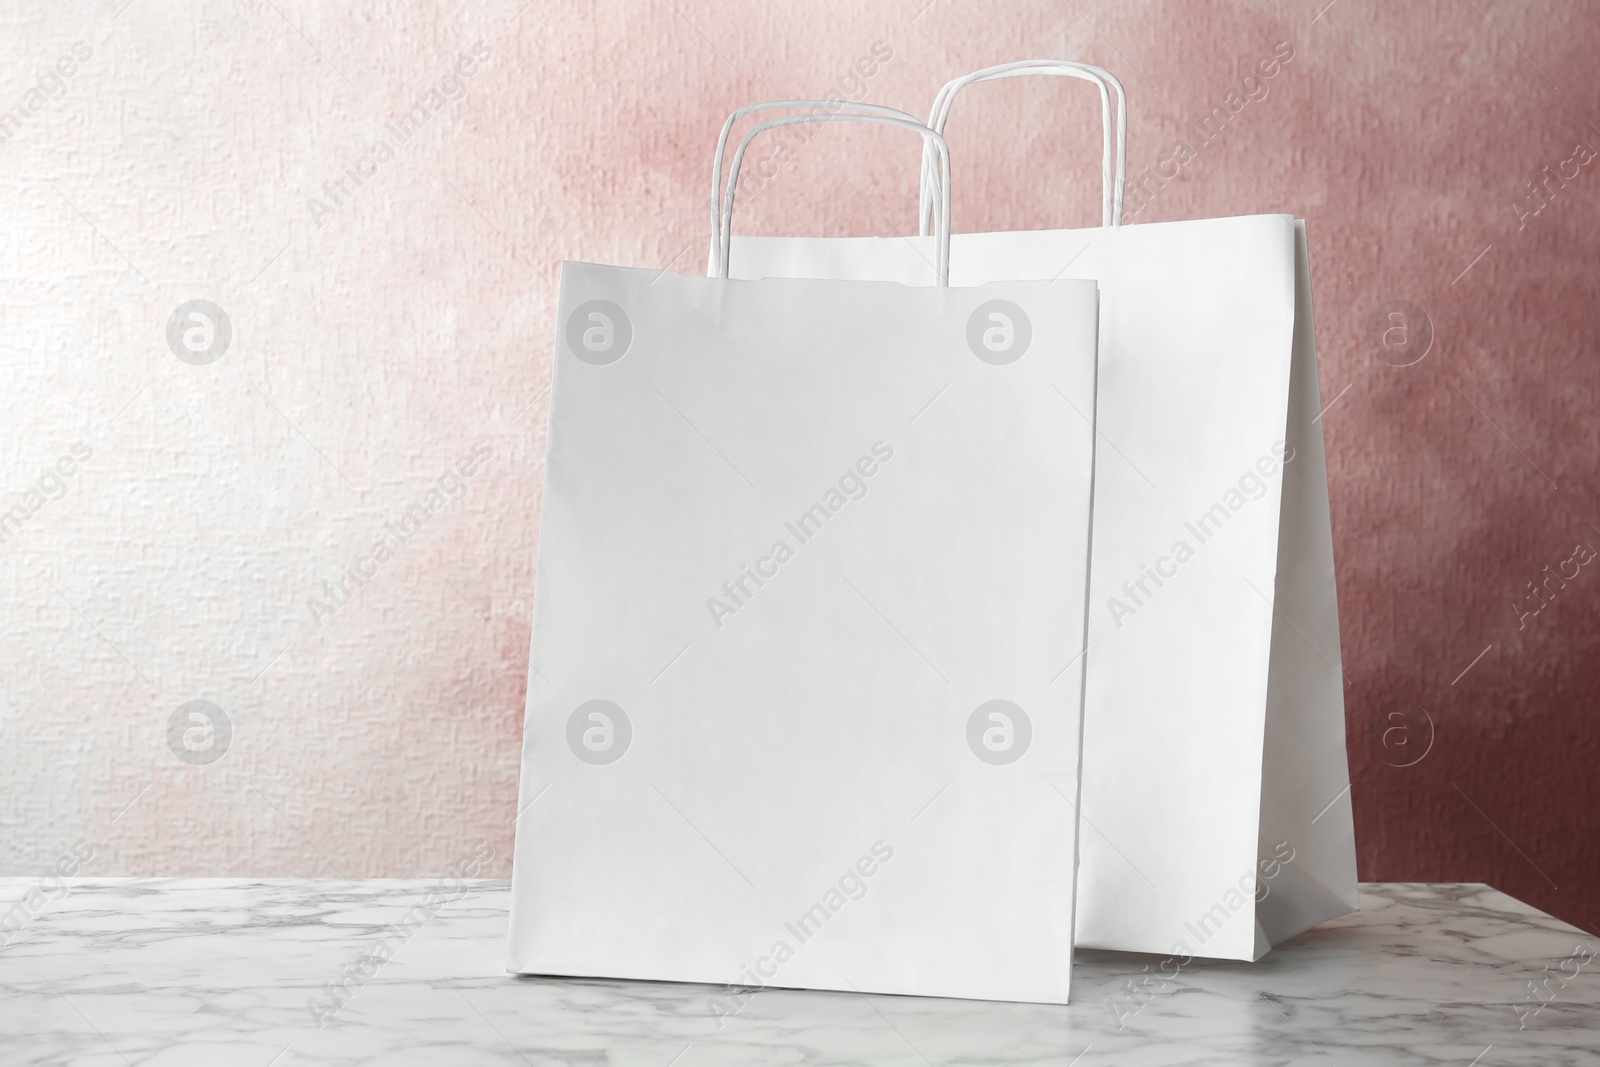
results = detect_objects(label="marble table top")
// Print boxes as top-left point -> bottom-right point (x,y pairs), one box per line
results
1,880 -> 1594,1066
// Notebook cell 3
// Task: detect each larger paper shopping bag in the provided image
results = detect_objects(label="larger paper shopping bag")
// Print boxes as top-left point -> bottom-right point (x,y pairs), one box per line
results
508,114 -> 1100,1004
721,74 -> 1359,962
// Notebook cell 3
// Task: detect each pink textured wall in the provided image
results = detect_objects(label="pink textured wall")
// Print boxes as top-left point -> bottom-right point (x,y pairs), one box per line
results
2,1 -> 1596,932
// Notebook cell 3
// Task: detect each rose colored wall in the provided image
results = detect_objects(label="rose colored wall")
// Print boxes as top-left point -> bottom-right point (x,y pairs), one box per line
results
2,1 -> 1595,931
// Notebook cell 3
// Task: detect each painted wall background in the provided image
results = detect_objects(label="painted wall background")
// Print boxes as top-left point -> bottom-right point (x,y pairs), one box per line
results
2,0 -> 1596,932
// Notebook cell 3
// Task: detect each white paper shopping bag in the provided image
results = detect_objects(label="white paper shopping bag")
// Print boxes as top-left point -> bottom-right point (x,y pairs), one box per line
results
721,67 -> 1359,962
508,113 -> 1101,1004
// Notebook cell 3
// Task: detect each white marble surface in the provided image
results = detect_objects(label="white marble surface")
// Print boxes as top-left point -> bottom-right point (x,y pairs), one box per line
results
0,880 -> 1595,1066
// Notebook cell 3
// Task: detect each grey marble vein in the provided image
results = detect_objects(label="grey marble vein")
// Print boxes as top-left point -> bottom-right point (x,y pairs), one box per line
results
0,880 -> 1594,1066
